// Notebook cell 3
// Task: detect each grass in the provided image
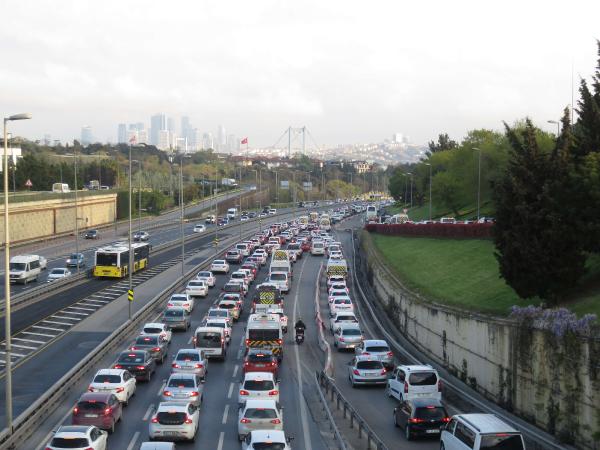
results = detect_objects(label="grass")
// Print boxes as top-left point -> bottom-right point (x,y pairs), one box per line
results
386,201 -> 495,222
370,234 -> 600,318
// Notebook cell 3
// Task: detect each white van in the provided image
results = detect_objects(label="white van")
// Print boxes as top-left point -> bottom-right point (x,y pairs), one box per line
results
227,208 -> 238,220
9,254 -> 48,284
52,182 -> 70,193
441,414 -> 525,450
193,326 -> 226,360
386,364 -> 441,402
267,271 -> 290,293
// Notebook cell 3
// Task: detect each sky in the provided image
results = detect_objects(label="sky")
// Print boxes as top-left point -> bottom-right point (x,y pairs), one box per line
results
1,0 -> 599,147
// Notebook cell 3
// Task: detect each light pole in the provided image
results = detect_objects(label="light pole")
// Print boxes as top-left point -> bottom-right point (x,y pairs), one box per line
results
238,166 -> 243,239
214,164 -> 219,255
4,112 -> 32,435
134,160 -> 142,234
128,143 -> 133,321
179,159 -> 184,277
473,147 -> 482,221
425,163 -> 432,221
547,120 -> 560,135
406,172 -> 413,208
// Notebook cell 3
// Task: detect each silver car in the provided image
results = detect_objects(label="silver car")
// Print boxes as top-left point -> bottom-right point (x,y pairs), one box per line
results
171,349 -> 208,381
162,307 -> 190,331
348,355 -> 388,387
333,323 -> 363,350
238,399 -> 283,441
355,339 -> 394,369
162,373 -> 203,407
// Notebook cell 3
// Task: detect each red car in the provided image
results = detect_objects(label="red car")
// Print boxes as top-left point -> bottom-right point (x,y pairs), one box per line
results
241,262 -> 258,278
243,349 -> 279,377
301,241 -> 311,252
72,392 -> 122,433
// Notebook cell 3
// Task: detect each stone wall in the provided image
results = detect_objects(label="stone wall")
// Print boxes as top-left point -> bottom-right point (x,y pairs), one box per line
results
361,231 -> 600,448
0,193 -> 117,244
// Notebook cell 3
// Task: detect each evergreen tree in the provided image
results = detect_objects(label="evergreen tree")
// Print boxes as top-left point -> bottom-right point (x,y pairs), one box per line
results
427,133 -> 457,156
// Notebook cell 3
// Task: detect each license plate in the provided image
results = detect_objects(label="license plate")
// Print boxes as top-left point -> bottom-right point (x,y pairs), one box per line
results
426,429 -> 440,434
85,414 -> 98,418
164,431 -> 179,436
255,364 -> 265,367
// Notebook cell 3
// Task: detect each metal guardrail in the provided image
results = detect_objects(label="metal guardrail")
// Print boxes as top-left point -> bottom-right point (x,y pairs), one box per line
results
316,371 -> 389,450
314,372 -> 348,450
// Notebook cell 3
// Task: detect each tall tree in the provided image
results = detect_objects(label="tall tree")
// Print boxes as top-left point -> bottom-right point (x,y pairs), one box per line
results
427,133 -> 457,156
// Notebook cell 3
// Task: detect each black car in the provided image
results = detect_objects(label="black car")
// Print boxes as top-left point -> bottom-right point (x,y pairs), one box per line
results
248,212 -> 257,218
84,229 -> 99,239
393,398 -> 449,440
225,250 -> 242,264
113,350 -> 156,381
129,334 -> 168,364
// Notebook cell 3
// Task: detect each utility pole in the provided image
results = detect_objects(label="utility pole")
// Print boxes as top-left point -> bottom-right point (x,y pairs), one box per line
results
302,126 -> 306,154
180,159 -> 184,278
287,126 -> 291,159
74,146 -> 80,273
128,143 -> 133,321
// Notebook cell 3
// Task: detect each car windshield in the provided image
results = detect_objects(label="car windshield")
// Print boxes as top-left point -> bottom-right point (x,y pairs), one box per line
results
198,272 -> 211,277
168,378 -> 195,388
335,299 -> 351,304
224,284 -> 241,291
244,380 -> 274,390
270,273 -> 286,281
77,400 -> 107,411
9,263 -> 26,271
209,310 -> 227,317
206,322 -> 225,329
165,309 -> 184,317
135,336 -> 159,345
51,437 -> 90,447
356,360 -> 383,370
245,408 -> 278,419
93,374 -> 121,383
415,406 -> 446,420
143,327 -> 162,334
343,329 -> 362,336
248,352 -> 273,362
365,345 -> 389,353
188,281 -> 204,287
213,260 -> 225,265
119,353 -> 145,363
157,411 -> 186,425
50,269 -> 66,275
69,254 -> 80,259
481,435 -> 524,450
177,352 -> 200,361
196,332 -> 222,347
219,302 -> 235,309
409,372 -> 438,385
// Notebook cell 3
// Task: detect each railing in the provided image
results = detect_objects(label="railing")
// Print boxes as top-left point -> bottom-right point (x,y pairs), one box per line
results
316,371 -> 389,450
313,372 -> 348,450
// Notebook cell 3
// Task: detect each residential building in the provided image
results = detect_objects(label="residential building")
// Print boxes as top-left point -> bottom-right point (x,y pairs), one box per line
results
81,126 -> 93,145
158,129 -> 170,150
217,125 -> 226,149
203,132 -> 214,150
150,113 -> 167,146
117,124 -> 127,143
138,129 -> 149,144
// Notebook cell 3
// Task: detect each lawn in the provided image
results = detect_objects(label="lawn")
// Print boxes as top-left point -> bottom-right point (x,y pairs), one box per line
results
386,201 -> 495,222
370,234 -> 600,318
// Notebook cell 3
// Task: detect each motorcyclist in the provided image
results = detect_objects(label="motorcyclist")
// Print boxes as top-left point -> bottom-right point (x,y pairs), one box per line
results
294,319 -> 306,335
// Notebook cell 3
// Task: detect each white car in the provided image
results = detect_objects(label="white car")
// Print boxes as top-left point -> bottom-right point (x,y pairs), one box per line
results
327,275 -> 346,288
46,425 -> 107,450
328,283 -> 349,296
203,318 -> 232,343
268,208 -> 277,215
149,402 -> 199,442
185,279 -> 208,298
328,289 -> 351,304
238,399 -> 283,441
88,369 -> 136,404
330,297 -> 354,316
329,311 -> 358,332
141,322 -> 172,344
47,267 -> 72,282
168,293 -> 194,313
230,271 -> 250,289
196,270 -> 216,287
238,372 -> 280,405
193,224 -> 206,233
210,259 -> 230,274
242,430 -> 292,450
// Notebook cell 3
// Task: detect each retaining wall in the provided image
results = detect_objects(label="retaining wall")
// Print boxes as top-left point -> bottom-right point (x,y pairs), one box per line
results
361,231 -> 600,448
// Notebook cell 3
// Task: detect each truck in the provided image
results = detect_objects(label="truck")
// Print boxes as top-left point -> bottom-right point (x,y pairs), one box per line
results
245,313 -> 284,361
326,258 -> 348,278
227,208 -> 238,220
270,251 -> 292,278
221,178 -> 238,187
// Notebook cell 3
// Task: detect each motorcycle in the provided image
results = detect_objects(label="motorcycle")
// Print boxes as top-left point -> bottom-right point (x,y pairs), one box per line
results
295,329 -> 305,345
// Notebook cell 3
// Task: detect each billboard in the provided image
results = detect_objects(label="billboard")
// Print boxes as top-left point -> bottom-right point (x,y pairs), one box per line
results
303,181 -> 313,191
280,180 -> 289,190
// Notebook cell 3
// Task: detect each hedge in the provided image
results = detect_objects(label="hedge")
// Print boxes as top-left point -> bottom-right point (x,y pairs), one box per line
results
364,222 -> 493,239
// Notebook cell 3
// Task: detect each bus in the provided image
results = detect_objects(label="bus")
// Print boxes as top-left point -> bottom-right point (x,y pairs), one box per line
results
366,204 -> 378,222
93,242 -> 150,278
319,217 -> 331,231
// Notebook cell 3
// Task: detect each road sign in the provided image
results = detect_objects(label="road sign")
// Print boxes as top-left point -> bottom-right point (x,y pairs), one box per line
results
128,289 -> 134,302
213,237 -> 219,247
25,179 -> 32,188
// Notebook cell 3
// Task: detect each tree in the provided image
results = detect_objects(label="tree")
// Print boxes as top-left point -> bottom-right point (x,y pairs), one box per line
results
432,172 -> 463,217
493,119 -> 585,302
427,133 -> 457,156
388,168 -> 406,202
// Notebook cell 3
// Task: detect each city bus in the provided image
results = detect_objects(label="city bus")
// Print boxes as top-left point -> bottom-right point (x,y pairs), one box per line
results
93,242 -> 150,278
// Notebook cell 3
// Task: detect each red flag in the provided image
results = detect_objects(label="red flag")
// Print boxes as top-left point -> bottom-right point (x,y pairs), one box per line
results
241,137 -> 248,145
129,135 -> 137,145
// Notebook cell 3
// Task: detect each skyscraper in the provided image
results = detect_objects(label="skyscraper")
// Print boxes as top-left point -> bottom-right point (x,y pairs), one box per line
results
81,126 -> 93,145
158,130 -> 170,150
167,117 -> 175,135
117,124 -> 127,143
150,114 -> 167,146
203,132 -> 214,150
181,116 -> 191,140
217,125 -> 226,150
135,122 -> 145,131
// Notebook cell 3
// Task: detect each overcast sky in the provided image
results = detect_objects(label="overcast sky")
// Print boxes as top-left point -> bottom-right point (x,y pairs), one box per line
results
1,0 -> 599,147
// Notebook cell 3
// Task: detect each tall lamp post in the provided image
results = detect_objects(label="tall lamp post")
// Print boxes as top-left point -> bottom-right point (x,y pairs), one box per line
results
133,160 -> 142,234
406,172 -> 413,208
473,147 -> 482,221
3,112 -> 32,435
547,120 -> 560,135
425,163 -> 432,221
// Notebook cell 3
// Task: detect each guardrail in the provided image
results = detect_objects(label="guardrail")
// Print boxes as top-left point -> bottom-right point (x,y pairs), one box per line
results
313,263 -> 333,377
316,370 -> 389,450
314,372 -> 348,450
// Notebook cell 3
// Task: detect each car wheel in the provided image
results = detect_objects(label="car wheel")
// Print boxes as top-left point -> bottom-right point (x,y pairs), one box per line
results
405,424 -> 412,441
238,434 -> 245,442
123,394 -> 129,407
440,443 -> 445,450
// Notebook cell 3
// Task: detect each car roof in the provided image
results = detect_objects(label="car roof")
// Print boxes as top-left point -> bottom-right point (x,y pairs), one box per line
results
139,442 -> 176,450
363,339 -> 388,347
243,371 -> 275,380
55,425 -> 92,436
95,368 -> 125,376
456,414 -> 520,434
168,372 -> 196,380
194,326 -> 224,333
243,399 -> 278,409
408,397 -> 444,408
156,401 -> 191,411
250,429 -> 287,442
78,392 -> 112,401
397,364 -> 436,372
176,348 -> 201,354
355,354 -> 383,362
338,322 -> 361,330
143,322 -> 165,328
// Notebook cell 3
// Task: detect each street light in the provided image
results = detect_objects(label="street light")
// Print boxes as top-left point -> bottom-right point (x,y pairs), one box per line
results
132,160 -> 142,235
3,112 -> 31,435
407,172 -> 413,208
547,120 -> 560,135
473,147 -> 482,221
424,163 -> 432,221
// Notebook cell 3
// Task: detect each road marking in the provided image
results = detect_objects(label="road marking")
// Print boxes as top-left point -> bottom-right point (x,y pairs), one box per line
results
83,298 -> 108,304
292,257 -> 313,450
12,337 -> 44,344
9,343 -> 37,350
22,331 -> 54,337
143,403 -> 154,421
217,431 -> 225,450
67,305 -> 95,312
32,325 -> 62,331
221,404 -> 229,424
40,320 -> 72,326
232,364 -> 239,378
0,350 -> 26,357
60,310 -> 89,316
52,315 -> 80,321
187,335 -> 193,344
156,380 -> 166,397
126,431 -> 140,450
227,382 -> 234,399
34,407 -> 75,450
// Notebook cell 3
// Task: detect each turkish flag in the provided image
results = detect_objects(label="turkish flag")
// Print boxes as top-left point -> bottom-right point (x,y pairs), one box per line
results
241,137 -> 248,145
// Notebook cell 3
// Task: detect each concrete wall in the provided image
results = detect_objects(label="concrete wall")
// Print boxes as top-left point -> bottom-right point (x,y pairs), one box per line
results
361,231 -> 600,449
0,193 -> 117,244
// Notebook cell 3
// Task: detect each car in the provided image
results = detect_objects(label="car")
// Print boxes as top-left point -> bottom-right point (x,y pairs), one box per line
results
162,373 -> 204,407
139,443 -> 176,450
210,259 -> 230,274
185,279 -> 209,298
168,293 -> 194,313
333,322 -> 363,350
238,371 -> 280,405
217,298 -> 241,321
328,283 -> 349,295
133,231 -> 150,241
217,217 -> 229,226
387,365 -> 441,402
328,289 -> 350,304
83,229 -> 100,240
193,326 -> 226,360
268,208 -> 277,215
141,322 -> 172,344
193,224 -> 206,233
205,214 -> 216,224
205,307 -> 232,325
46,425 -> 108,450
355,339 -> 394,369
196,270 -> 216,287
347,355 -> 388,388
47,267 -> 72,282
129,334 -> 168,363
219,292 -> 244,312
223,281 -> 246,297
248,212 -> 257,218
87,369 -> 136,405
267,308 -> 288,333
329,311 -> 358,332
441,413 -> 525,450
71,392 -> 123,433
311,241 -> 325,255
230,270 -> 250,289
267,271 -> 289,293
242,430 -> 292,450
171,348 -> 208,380
252,250 -> 268,265
241,262 -> 258,279
203,318 -> 232,343
238,399 -> 283,441
240,215 -> 249,222
330,297 -> 354,316
162,307 -> 191,331
66,252 -> 86,267
327,275 -> 346,288
226,250 -> 243,264
149,402 -> 200,442
114,350 -> 156,381
243,349 -> 279,377
394,398 -> 450,440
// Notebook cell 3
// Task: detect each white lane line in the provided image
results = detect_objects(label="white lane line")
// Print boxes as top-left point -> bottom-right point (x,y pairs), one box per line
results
34,407 -> 75,450
156,380 -> 166,397
83,298 -> 109,304
52,315 -> 80,321
0,350 -> 26,357
221,404 -> 229,424
9,343 -> 37,350
187,335 -> 193,345
232,364 -> 239,378
67,306 -> 95,312
142,403 -> 154,421
22,331 -> 54,337
40,320 -> 72,326
227,382 -> 234,399
32,325 -> 62,331
217,431 -> 225,450
60,310 -> 89,316
292,257 -> 313,450
126,431 -> 140,450
12,337 -> 45,344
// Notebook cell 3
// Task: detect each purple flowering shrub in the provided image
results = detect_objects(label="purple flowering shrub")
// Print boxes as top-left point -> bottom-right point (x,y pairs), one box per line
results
510,305 -> 597,337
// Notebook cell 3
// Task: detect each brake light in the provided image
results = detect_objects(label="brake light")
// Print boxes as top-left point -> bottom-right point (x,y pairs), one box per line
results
184,416 -> 193,424
240,418 -> 251,423
137,365 -> 146,370
270,418 -> 281,424
380,369 -> 387,375
442,417 -> 451,423
239,390 -> 249,396
276,339 -> 283,345
190,391 -> 199,397
130,346 -> 138,350
172,363 -> 181,369
362,352 -> 370,355
438,379 -> 442,392
115,387 -> 125,393
104,407 -> 111,415
409,417 -> 426,424
404,382 -> 408,393
353,369 -> 360,375
151,416 -> 158,423
152,347 -> 160,352
163,390 -> 172,396
73,407 -> 79,415
339,337 -> 345,342
245,339 -> 251,345
271,361 -> 277,366
183,303 -> 189,307
167,303 -> 173,307
194,363 -> 203,369
114,364 -> 122,369
244,362 -> 249,367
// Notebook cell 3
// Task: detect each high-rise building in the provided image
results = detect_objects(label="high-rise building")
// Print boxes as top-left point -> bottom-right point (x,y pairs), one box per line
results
175,137 -> 188,153
203,132 -> 214,150
150,114 -> 167,146
181,116 -> 191,140
117,124 -> 127,143
138,129 -> 149,144
227,134 -> 238,152
158,130 -> 170,150
217,125 -> 226,149
81,126 -> 93,145
393,133 -> 403,144
135,122 -> 145,131
167,117 -> 175,135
